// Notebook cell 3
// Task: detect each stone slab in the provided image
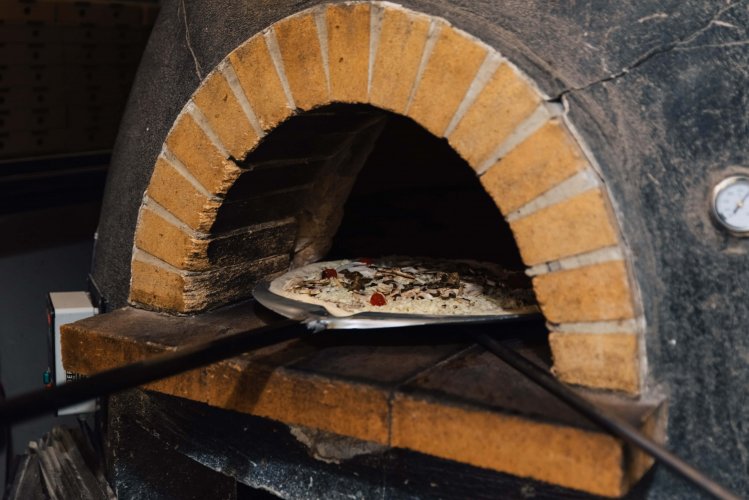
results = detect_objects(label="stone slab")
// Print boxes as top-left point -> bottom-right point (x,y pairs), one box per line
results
62,305 -> 664,496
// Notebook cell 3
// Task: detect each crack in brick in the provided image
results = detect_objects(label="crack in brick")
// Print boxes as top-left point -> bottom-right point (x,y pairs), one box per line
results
553,1 -> 743,100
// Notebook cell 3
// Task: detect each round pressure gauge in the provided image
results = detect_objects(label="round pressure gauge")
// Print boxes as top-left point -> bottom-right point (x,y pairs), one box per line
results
712,175 -> 749,235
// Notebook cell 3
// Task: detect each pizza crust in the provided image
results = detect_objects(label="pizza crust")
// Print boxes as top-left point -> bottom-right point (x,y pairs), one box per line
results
270,260 -> 357,316
269,257 -> 537,318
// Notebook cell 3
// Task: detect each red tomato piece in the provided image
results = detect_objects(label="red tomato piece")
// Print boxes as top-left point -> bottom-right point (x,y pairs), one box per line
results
321,268 -> 338,278
370,292 -> 387,306
358,257 -> 374,265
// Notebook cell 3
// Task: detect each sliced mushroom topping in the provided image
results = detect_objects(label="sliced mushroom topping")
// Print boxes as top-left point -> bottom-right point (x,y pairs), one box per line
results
341,270 -> 365,291
444,272 -> 460,287
376,268 -> 416,280
463,282 -> 483,296
376,282 -> 397,295
400,288 -> 421,299
344,265 -> 377,278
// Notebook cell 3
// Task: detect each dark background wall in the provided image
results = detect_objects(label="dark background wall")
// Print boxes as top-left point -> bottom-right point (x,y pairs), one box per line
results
91,1 -> 749,497
0,237 -> 94,489
0,1 -> 155,159
0,0 -> 158,492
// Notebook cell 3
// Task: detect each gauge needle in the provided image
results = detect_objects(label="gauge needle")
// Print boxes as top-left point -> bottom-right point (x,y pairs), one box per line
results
734,192 -> 749,214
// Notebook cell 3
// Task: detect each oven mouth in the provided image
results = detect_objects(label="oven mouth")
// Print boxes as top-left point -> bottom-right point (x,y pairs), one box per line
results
235,102 -> 530,284
126,2 -> 643,397
311,104 -> 527,272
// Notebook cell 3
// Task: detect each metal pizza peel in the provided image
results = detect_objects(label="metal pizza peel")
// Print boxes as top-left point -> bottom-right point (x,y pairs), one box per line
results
252,280 -> 543,331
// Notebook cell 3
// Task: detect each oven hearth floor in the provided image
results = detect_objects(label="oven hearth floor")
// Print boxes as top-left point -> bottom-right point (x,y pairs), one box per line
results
62,302 -> 665,498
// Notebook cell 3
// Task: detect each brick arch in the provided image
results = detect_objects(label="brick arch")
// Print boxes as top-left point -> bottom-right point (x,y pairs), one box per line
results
129,2 -> 643,394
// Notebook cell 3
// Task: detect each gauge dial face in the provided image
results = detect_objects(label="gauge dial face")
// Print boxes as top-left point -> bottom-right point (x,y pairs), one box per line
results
713,176 -> 749,234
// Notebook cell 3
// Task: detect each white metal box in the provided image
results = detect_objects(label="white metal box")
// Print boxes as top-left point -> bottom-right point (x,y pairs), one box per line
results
46,291 -> 98,415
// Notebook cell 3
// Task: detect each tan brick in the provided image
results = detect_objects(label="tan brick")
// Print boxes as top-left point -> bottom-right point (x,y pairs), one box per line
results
165,113 -> 242,196
510,189 -> 619,265
327,3 -> 370,103
135,206 -> 209,271
369,8 -> 430,112
274,13 -> 329,110
407,25 -> 487,136
627,405 -> 665,483
130,259 -> 188,312
533,261 -> 636,323
481,120 -> 588,214
64,314 -> 390,443
143,364 -> 390,444
61,323 -> 167,378
168,369 -> 389,443
549,332 -> 640,394
236,370 -> 390,444
146,157 -> 221,233
391,395 -> 625,497
131,254 -> 289,313
449,63 -> 540,169
192,70 -> 260,160
229,34 -> 293,130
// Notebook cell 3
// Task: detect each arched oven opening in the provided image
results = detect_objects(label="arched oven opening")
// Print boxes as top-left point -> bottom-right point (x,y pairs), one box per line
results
324,105 -> 526,271
236,101 -> 527,275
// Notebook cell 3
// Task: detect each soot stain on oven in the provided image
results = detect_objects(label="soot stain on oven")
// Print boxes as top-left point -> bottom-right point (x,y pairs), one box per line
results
229,102 -> 529,291
328,106 -> 526,270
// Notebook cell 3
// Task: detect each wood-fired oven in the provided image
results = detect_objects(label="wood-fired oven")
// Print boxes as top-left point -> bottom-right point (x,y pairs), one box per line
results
60,1 -> 749,498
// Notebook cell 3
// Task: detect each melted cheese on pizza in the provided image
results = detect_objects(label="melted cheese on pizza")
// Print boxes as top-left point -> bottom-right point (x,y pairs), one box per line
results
270,257 -> 537,317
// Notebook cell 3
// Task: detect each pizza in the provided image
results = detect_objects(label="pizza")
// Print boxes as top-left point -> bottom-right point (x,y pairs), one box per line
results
269,256 -> 537,317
